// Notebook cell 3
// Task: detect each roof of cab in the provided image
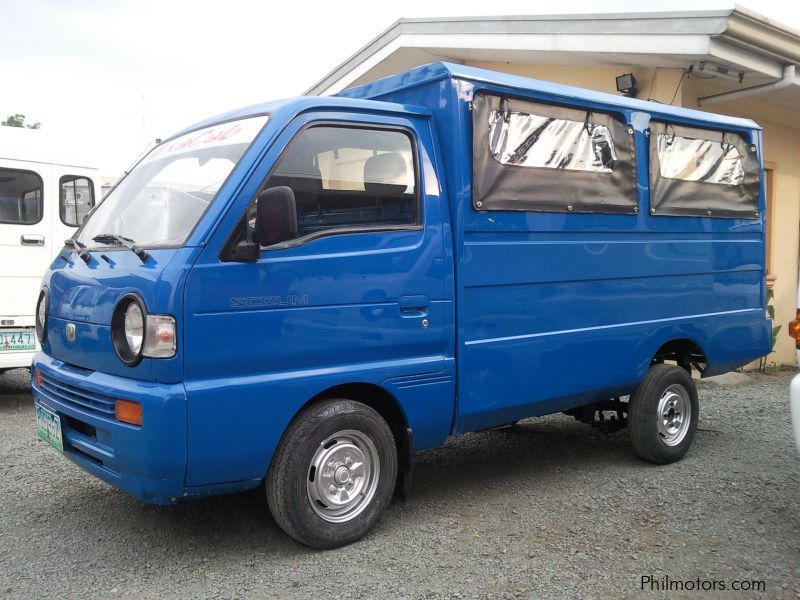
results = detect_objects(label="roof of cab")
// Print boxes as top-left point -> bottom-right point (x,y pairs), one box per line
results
171,95 -> 433,141
337,61 -> 761,131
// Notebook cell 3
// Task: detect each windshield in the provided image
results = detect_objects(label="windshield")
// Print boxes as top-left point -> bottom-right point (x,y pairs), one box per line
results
77,115 -> 269,247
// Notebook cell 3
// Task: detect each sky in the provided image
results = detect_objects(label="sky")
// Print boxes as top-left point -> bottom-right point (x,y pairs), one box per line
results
2,0 -> 799,174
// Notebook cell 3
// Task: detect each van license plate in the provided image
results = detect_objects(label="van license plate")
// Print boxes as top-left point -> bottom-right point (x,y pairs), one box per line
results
36,404 -> 63,452
0,330 -> 35,351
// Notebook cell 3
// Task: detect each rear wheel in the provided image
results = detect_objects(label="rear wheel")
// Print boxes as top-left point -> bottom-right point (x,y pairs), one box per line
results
628,364 -> 699,464
266,398 -> 397,549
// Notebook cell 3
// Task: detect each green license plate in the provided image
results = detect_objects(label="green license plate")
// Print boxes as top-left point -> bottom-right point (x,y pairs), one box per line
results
36,404 -> 63,452
0,330 -> 35,351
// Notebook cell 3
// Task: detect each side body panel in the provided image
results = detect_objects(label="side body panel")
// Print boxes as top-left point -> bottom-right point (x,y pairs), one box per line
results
341,65 -> 770,434
182,109 -> 456,486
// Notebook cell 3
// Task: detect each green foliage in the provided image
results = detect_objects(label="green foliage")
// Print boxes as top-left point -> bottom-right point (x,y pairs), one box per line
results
759,287 -> 781,373
771,324 -> 782,347
761,360 -> 780,374
767,288 -> 775,322
1,114 -> 41,129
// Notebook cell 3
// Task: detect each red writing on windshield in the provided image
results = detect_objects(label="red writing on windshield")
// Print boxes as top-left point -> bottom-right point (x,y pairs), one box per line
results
149,123 -> 245,160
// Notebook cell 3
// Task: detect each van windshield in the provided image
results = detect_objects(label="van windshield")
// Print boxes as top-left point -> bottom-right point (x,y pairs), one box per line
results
77,115 -> 268,248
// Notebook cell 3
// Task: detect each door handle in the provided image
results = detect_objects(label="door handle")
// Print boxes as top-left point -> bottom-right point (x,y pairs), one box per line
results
399,295 -> 429,316
21,234 -> 45,246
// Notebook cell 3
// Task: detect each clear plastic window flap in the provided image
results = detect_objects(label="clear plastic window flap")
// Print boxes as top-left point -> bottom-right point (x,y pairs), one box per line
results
472,92 -> 637,213
489,112 -> 617,173
649,121 -> 759,218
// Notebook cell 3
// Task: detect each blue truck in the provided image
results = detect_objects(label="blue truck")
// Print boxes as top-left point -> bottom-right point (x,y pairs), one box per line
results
31,63 -> 770,548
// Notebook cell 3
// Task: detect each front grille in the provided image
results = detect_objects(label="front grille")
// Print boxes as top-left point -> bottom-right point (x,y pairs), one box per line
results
40,373 -> 116,418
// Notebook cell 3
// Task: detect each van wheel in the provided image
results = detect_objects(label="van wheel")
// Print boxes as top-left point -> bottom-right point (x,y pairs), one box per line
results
266,399 -> 397,549
628,364 -> 699,464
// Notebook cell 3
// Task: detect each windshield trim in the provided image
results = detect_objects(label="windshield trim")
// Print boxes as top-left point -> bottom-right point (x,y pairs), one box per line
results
72,111 -> 272,251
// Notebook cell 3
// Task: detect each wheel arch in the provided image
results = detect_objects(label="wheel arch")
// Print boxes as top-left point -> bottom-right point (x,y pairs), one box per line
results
650,337 -> 708,374
291,381 -> 414,498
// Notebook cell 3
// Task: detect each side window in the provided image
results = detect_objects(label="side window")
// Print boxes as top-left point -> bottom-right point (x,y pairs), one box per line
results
488,104 -> 617,173
657,134 -> 744,185
0,167 -> 44,225
649,122 -> 759,218
59,175 -> 95,226
472,92 -> 637,214
253,125 -> 418,246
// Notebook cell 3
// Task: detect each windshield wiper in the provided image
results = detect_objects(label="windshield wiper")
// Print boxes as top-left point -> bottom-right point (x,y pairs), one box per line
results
64,239 -> 91,264
92,234 -> 150,263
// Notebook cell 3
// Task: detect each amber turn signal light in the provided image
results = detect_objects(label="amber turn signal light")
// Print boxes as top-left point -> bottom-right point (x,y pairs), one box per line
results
789,310 -> 800,348
33,368 -> 43,387
115,399 -> 142,426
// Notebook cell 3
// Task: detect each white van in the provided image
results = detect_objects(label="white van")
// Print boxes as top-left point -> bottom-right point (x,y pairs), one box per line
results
0,126 -> 101,374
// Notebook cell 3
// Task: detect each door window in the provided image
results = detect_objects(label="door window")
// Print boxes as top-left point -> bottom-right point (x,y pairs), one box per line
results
0,167 -> 43,224
59,175 -> 95,226
252,124 -> 419,246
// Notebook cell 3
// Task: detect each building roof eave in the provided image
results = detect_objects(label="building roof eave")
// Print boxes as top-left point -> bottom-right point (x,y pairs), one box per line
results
719,5 -> 800,64
306,7 -> 800,96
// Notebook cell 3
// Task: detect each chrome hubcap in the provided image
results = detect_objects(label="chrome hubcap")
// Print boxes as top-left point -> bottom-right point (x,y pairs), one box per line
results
307,429 -> 380,523
657,384 -> 691,446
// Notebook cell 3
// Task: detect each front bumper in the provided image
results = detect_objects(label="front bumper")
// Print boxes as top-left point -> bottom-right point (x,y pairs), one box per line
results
791,373 -> 800,455
31,352 -> 188,504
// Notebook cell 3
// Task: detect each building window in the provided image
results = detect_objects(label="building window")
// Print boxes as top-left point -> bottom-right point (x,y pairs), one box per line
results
0,167 -> 43,225
59,175 -> 95,226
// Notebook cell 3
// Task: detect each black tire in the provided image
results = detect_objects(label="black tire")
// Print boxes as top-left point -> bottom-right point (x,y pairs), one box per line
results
266,398 -> 397,549
628,364 -> 699,464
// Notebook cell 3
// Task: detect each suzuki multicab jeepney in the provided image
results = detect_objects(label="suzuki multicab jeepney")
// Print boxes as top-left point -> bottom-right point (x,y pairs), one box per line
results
32,63 -> 771,548
1,127 -> 100,374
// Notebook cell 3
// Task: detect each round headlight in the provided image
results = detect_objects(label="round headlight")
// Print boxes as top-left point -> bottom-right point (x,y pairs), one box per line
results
111,295 -> 145,366
36,289 -> 49,343
124,302 -> 144,355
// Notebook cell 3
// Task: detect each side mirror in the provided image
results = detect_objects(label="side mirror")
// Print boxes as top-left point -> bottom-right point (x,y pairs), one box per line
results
226,239 -> 260,262
254,186 -> 298,247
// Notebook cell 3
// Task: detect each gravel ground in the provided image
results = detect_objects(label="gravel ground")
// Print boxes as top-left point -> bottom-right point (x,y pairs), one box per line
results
1,367 -> 799,599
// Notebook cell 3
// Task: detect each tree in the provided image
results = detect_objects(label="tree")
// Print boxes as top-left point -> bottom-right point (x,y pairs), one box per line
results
1,114 -> 41,129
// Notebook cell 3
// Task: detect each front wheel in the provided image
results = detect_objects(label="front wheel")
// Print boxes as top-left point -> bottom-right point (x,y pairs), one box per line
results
266,399 -> 397,549
628,364 -> 699,464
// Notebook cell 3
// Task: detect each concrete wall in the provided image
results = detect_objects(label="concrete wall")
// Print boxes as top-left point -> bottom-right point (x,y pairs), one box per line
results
468,61 -> 688,106
468,60 -> 799,365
